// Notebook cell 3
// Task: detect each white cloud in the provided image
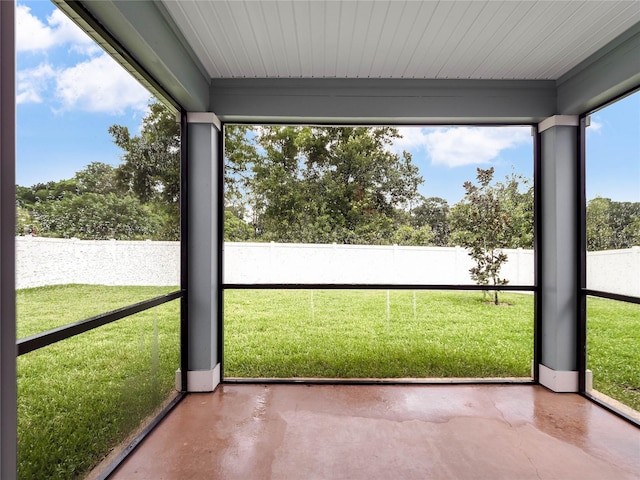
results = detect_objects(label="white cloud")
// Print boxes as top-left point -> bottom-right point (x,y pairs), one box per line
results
392,126 -> 531,167
48,9 -> 94,48
588,117 -> 603,133
17,54 -> 150,114
16,5 -> 148,114
391,127 -> 432,153
54,54 -> 150,114
16,5 -> 55,52
16,63 -> 55,104
16,5 -> 93,52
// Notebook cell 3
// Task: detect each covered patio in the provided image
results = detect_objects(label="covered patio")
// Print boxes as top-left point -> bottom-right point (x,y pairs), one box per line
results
1,1 -> 639,478
111,384 -> 638,479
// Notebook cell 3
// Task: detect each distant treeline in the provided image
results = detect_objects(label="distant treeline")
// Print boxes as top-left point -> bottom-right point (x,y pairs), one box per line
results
15,103 -> 639,251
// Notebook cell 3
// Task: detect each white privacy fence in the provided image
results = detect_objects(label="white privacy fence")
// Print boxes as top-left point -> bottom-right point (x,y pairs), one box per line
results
587,247 -> 640,296
224,242 -> 534,286
15,237 -> 640,296
16,237 -> 180,289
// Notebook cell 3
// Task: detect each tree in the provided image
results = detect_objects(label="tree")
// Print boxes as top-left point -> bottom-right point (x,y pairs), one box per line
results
75,161 -> 122,196
32,192 -> 162,240
224,125 -> 259,207
391,224 -> 435,246
244,126 -> 423,244
224,209 -> 254,241
16,162 -> 168,240
625,218 -> 640,247
492,173 -> 534,249
602,199 -> 640,249
16,206 -> 38,236
586,197 -> 640,250
586,197 -> 615,251
411,196 -> 450,246
449,168 -> 512,305
109,101 -> 180,239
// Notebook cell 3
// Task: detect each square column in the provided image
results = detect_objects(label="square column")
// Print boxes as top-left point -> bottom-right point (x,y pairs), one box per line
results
177,113 -> 222,392
538,115 -> 581,392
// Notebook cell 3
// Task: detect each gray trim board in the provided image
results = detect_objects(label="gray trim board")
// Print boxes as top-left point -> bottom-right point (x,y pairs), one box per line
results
557,23 -> 640,114
209,78 -> 556,124
67,0 -> 210,112
0,1 -> 17,478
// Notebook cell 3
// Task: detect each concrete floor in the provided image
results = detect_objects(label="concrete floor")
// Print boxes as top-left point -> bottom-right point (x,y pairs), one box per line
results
111,384 -> 640,480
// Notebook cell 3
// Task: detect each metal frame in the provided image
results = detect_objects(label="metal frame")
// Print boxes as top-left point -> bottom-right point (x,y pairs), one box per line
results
217,127 -> 225,372
578,87 -> 640,428
225,378 -> 536,386
224,284 -> 535,291
97,392 -> 186,480
219,122 -> 539,383
582,392 -> 640,428
18,291 -> 184,356
578,115 -> 588,394
180,109 -> 189,393
0,2 -> 17,478
533,124 -> 542,384
8,4 -> 193,477
584,289 -> 640,305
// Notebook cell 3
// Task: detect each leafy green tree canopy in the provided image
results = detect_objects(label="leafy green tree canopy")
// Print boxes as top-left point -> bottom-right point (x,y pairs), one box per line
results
232,126 -> 423,244
586,196 -> 640,250
32,193 -> 162,240
109,102 -> 180,239
411,196 -> 450,246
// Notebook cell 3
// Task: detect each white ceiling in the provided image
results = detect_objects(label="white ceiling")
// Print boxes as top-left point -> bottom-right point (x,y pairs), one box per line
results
162,0 -> 640,81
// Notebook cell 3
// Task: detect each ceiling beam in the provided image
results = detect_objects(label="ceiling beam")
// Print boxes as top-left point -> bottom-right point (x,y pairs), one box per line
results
557,23 -> 640,114
210,78 -> 556,124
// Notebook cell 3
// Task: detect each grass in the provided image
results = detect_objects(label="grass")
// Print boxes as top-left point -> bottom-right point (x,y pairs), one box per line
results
224,290 -> 640,411
17,285 -> 180,480
17,284 -> 176,339
587,297 -> 640,411
224,290 -> 535,378
16,286 -> 639,479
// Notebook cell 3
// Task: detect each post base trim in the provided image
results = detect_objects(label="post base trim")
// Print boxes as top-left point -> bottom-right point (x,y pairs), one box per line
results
176,364 -> 221,392
538,364 -> 579,392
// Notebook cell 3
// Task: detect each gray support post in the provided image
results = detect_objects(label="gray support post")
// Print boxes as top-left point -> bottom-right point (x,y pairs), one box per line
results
0,1 -> 17,478
177,113 -> 221,392
538,115 -> 580,392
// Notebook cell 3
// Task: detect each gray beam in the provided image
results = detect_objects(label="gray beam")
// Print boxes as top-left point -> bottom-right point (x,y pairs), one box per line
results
210,79 -> 556,124
0,1 -> 17,478
187,121 -> 220,379
557,23 -> 640,115
70,0 -> 210,112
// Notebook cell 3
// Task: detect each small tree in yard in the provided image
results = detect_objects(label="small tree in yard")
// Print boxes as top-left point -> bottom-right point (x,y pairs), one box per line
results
450,167 -> 511,305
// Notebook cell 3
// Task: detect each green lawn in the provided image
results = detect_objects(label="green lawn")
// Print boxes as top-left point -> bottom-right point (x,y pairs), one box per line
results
16,286 -> 639,479
224,290 -> 535,378
224,289 -> 640,411
587,296 -> 640,411
17,284 -> 177,339
17,285 -> 180,480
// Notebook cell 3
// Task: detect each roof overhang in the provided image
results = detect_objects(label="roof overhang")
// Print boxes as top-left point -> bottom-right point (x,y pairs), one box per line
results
55,1 -> 640,123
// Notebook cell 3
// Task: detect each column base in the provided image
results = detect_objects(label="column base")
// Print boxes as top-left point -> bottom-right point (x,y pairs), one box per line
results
538,364 -> 579,392
175,364 -> 221,392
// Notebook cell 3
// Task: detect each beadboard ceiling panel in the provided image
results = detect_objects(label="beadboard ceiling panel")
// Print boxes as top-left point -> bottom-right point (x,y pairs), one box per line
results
161,0 -> 640,80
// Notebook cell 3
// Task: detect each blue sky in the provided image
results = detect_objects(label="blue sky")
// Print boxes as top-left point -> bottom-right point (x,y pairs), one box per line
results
16,1 -> 150,187
16,1 -> 639,205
